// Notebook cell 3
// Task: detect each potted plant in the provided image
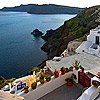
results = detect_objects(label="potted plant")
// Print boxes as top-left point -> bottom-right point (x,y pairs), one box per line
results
92,80 -> 100,88
31,82 -> 37,89
40,69 -> 44,73
39,74 -> 45,84
54,69 -> 59,78
97,72 -> 100,79
65,67 -> 69,73
45,75 -> 51,82
69,66 -> 73,71
60,67 -> 66,75
65,78 -> 73,86
73,60 -> 80,70
24,86 -> 29,93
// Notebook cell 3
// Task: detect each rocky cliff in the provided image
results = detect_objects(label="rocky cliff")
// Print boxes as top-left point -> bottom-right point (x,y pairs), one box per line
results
28,4 -> 82,14
1,4 -> 82,14
41,5 -> 100,58
0,4 -> 34,12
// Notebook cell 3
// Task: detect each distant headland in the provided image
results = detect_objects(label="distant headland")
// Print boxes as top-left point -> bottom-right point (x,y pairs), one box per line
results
0,4 -> 82,14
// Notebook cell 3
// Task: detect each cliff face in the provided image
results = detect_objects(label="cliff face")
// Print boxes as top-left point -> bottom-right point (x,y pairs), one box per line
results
41,5 -> 100,58
0,4 -> 82,14
28,4 -> 82,14
1,4 -> 34,12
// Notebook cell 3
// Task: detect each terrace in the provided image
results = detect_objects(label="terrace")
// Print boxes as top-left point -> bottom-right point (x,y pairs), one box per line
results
1,53 -> 100,100
46,53 -> 100,75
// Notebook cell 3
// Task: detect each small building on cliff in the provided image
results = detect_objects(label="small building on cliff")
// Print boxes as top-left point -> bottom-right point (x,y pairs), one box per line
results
76,25 -> 100,57
61,40 -> 82,57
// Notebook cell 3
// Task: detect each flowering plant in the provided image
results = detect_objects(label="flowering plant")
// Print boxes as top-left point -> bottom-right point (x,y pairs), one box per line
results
97,72 -> 100,77
73,60 -> 80,70
69,66 -> 73,71
31,82 -> 37,87
39,74 -> 45,79
60,67 -> 66,72
65,78 -> 73,86
54,69 -> 59,77
24,86 -> 29,93
45,75 -> 51,80
92,80 -> 99,86
65,67 -> 69,73
31,82 -> 37,89
65,78 -> 72,82
41,69 -> 44,73
24,86 -> 29,89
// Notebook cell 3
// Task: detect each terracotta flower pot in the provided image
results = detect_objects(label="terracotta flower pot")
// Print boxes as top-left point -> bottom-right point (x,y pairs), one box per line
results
67,81 -> 73,86
40,79 -> 44,84
54,74 -> 59,78
61,71 -> 65,75
75,67 -> 79,70
93,85 -> 99,88
31,85 -> 37,89
46,78 -> 51,82
24,89 -> 29,93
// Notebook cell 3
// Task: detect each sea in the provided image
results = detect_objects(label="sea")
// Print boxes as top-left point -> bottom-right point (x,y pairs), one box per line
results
0,11 -> 76,79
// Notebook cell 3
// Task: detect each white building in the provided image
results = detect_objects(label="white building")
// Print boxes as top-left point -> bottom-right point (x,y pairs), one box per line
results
76,25 -> 100,57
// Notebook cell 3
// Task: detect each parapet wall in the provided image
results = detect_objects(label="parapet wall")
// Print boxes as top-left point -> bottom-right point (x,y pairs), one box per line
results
25,72 -> 73,100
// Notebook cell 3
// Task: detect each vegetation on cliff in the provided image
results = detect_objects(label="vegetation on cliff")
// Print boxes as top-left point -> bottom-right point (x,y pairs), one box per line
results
0,67 -> 40,89
41,5 -> 100,58
0,78 -> 16,89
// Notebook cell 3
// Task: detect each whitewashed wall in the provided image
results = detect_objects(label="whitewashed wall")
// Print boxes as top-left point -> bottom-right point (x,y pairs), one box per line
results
25,72 -> 73,100
73,69 -> 81,83
90,87 -> 100,100
87,30 -> 100,44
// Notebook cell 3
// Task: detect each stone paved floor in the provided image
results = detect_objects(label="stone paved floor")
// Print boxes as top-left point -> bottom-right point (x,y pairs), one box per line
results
38,83 -> 84,100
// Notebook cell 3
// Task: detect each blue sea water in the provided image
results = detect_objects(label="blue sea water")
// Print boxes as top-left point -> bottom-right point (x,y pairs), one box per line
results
0,11 -> 76,79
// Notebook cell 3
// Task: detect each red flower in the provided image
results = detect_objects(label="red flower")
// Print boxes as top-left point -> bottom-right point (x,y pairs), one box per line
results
60,67 -> 66,71
97,72 -> 100,77
41,69 -> 44,72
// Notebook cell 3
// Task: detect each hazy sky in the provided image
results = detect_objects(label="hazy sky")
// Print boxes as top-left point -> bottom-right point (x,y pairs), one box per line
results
0,0 -> 100,9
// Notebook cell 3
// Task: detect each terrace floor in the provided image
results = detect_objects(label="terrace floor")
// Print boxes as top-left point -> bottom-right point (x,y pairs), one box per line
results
47,53 -> 100,75
38,83 -> 84,100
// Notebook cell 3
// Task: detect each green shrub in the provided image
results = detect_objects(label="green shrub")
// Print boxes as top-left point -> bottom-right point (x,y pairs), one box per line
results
32,67 -> 40,73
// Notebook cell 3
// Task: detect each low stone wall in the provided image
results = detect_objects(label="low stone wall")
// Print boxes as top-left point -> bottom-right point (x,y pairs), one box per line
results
0,90 -> 25,100
25,72 -> 73,100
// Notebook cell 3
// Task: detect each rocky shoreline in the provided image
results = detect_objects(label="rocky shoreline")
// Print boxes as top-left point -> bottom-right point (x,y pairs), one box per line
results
31,29 -> 43,37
